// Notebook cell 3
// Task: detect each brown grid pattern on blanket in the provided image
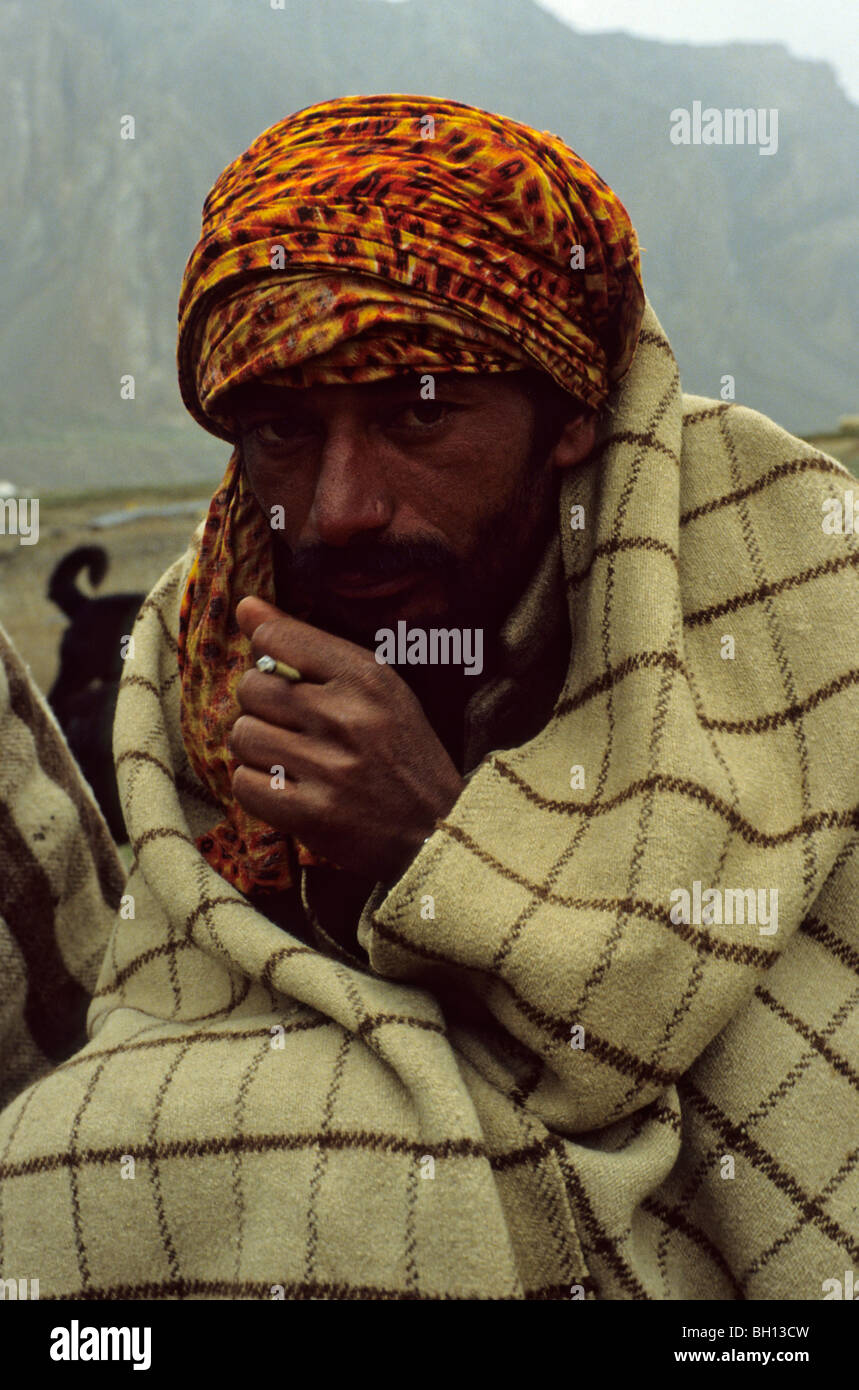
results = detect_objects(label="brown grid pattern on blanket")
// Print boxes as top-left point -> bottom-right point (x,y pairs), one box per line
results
1,301 -> 856,1299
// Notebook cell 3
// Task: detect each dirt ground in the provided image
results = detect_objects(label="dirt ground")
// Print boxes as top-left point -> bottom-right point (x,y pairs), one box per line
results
0,490 -> 210,697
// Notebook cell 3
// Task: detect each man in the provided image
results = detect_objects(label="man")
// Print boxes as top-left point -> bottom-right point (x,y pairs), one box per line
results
1,94 -> 856,1300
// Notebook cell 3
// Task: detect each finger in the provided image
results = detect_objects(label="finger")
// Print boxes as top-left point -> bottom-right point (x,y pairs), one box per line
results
235,669 -> 326,734
236,595 -> 281,639
232,764 -> 298,829
228,714 -> 305,774
231,763 -> 323,840
235,596 -> 376,685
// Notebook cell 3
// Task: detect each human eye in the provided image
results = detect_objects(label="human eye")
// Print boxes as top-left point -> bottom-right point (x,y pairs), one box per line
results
250,417 -> 313,446
387,400 -> 455,430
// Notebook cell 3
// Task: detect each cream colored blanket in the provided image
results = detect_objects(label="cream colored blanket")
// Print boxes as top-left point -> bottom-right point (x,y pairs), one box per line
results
1,302 -> 857,1299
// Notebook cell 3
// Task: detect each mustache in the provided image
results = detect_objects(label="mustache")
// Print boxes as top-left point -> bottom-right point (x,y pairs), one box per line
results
285,538 -> 457,586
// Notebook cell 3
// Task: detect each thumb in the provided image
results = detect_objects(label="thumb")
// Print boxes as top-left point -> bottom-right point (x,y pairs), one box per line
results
235,594 -> 284,639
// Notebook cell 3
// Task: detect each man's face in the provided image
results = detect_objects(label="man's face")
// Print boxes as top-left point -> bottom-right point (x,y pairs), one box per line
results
226,370 -> 586,650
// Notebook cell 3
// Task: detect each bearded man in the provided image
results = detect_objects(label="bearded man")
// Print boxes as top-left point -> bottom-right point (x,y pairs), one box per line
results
1,94 -> 856,1301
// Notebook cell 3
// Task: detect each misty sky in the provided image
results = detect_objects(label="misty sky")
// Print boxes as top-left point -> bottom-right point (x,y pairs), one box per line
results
534,0 -> 858,103
384,0 -> 858,104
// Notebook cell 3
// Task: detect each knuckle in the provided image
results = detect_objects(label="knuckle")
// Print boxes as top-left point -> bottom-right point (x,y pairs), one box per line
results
344,653 -> 395,701
315,785 -> 340,821
361,653 -> 394,686
253,618 -> 283,654
332,748 -> 361,780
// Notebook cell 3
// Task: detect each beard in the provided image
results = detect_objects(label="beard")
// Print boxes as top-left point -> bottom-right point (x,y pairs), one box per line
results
271,448 -> 561,667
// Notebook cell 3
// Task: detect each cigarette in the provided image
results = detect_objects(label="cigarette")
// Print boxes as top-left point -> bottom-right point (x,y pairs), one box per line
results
256,653 -> 302,682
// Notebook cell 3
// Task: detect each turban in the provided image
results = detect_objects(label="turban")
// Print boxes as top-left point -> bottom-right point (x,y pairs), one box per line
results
178,94 -> 644,434
175,93 -> 646,895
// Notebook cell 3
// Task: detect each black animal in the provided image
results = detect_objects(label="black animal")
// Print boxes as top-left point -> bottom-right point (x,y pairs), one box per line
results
48,546 -> 145,842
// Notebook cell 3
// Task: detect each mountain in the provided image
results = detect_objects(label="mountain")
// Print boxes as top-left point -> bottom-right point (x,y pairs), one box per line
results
0,0 -> 856,492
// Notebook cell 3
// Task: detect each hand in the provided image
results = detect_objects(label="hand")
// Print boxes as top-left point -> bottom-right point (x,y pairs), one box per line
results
228,596 -> 466,883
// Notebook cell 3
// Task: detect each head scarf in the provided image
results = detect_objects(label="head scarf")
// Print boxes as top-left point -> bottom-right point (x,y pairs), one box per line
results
176,93 -> 645,895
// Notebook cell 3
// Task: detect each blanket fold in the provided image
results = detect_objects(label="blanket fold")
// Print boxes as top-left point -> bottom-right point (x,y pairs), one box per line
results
0,625 -> 125,1113
1,301 -> 857,1300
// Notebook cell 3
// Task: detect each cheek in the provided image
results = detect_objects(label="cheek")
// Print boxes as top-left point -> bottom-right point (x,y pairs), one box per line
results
241,446 -> 312,542
418,413 -> 532,542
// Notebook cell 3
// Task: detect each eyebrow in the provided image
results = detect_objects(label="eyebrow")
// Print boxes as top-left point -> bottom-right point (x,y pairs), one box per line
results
230,373 -> 476,414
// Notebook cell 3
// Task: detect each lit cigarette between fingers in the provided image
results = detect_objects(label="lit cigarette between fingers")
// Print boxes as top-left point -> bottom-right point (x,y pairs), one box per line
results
255,654 -> 302,682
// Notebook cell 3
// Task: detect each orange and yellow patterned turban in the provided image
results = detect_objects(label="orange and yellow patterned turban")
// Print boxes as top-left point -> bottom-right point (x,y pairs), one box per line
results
176,93 -> 646,896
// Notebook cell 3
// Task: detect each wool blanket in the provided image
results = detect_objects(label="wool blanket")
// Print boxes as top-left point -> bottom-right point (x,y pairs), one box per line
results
0,627 -> 124,1114
1,302 -> 857,1299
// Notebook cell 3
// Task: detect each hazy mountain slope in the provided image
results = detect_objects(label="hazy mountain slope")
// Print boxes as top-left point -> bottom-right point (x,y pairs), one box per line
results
0,0 -> 856,490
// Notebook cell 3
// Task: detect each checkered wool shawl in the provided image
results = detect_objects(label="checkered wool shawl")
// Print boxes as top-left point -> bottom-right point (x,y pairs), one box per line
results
0,629 -> 124,1115
1,302 -> 857,1299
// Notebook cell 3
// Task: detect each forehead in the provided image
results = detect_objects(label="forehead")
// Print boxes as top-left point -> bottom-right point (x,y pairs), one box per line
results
220,370 -> 530,417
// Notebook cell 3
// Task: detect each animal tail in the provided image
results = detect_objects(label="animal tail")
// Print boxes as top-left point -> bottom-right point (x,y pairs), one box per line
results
48,546 -> 109,619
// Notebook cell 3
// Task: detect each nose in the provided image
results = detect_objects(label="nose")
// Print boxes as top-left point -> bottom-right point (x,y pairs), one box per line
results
308,417 -> 394,546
